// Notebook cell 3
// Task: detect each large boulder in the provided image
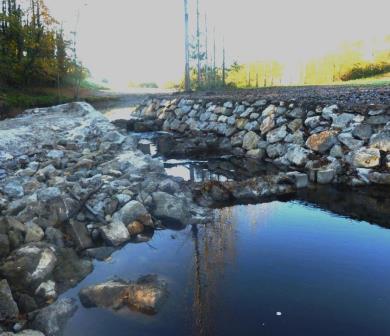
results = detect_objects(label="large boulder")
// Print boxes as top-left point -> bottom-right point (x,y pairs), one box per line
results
306,131 -> 337,153
30,298 -> 77,336
352,148 -> 381,168
0,244 -> 57,291
0,279 -> 19,321
151,192 -> 190,226
79,275 -> 168,315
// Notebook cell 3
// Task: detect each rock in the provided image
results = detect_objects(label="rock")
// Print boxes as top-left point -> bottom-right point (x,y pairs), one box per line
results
15,293 -> 38,313
0,234 -> 10,259
368,172 -> 390,185
0,330 -> 45,336
151,192 -> 190,226
322,105 -> 338,120
25,223 -> 44,243
331,113 -> 355,128
79,275 -> 168,315
127,221 -> 144,236
31,298 -> 77,336
0,244 -> 57,291
266,125 -> 287,144
34,280 -> 57,301
352,148 -> 381,168
338,133 -> 364,151
352,124 -> 372,141
286,172 -> 309,188
367,115 -> 390,125
242,131 -> 260,150
369,130 -> 390,152
288,119 -> 302,132
158,179 -> 180,194
287,107 -> 305,119
261,105 -> 276,117
317,169 -> 335,184
36,187 -> 61,203
304,116 -> 321,129
114,200 -> 153,227
0,279 -> 19,321
260,115 -> 275,135
330,145 -> 344,158
306,131 -> 337,153
246,149 -> 265,160
45,228 -> 64,247
68,220 -> 93,250
47,150 -> 64,160
100,220 -> 130,247
83,247 -> 116,261
3,182 -> 24,198
53,248 -> 93,293
231,131 -> 246,147
266,143 -> 287,159
285,145 -> 311,166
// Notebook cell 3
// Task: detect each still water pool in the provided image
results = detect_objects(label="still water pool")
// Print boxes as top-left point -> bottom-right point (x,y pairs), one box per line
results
63,200 -> 390,336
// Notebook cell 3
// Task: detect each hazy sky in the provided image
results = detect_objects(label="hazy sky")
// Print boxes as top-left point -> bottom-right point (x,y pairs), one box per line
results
45,0 -> 389,85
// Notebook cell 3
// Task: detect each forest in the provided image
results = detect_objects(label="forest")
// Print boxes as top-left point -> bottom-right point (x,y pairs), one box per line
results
0,0 -> 83,89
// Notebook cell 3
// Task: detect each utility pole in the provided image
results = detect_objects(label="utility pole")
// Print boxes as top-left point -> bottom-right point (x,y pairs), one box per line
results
213,26 -> 216,86
204,14 -> 209,87
222,37 -> 226,87
196,0 -> 201,88
184,0 -> 191,91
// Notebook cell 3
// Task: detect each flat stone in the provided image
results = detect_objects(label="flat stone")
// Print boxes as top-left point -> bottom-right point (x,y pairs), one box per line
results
338,133 -> 364,151
68,220 -> 93,250
331,113 -> 355,128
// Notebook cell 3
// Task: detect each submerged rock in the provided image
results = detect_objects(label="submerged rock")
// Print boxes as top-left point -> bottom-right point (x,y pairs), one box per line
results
79,275 -> 168,315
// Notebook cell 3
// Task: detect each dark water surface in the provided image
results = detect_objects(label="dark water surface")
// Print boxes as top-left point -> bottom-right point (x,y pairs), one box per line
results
63,200 -> 390,336
64,108 -> 390,335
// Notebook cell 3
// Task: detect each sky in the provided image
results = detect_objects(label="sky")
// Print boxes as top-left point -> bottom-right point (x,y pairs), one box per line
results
45,0 -> 390,86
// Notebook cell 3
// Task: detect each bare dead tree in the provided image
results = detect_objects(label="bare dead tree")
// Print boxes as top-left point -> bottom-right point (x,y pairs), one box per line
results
222,37 -> 226,87
204,13 -> 209,86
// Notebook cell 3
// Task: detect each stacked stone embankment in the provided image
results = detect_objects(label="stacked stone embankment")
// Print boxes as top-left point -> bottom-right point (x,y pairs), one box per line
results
135,97 -> 390,186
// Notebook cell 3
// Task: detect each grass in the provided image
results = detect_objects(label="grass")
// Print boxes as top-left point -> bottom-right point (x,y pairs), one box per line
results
332,72 -> 390,86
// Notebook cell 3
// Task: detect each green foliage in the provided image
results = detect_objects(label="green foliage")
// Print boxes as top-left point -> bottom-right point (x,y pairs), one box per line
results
0,0 -> 83,89
340,62 -> 390,81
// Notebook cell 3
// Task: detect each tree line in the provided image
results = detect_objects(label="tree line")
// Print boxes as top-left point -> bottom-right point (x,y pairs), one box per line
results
0,0 -> 83,91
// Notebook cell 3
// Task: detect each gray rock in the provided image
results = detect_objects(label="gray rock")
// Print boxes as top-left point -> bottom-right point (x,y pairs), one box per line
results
246,149 -> 265,159
368,172 -> 390,185
25,223 -> 44,243
304,116 -> 321,129
331,113 -> 355,128
34,280 -> 57,301
36,187 -> 61,203
151,192 -> 190,226
317,169 -> 335,184
0,234 -> 10,259
338,133 -> 364,150
367,115 -> 390,125
114,200 -> 153,227
322,105 -> 338,120
329,145 -> 344,158
352,148 -> 381,168
0,279 -> 19,321
369,130 -> 390,152
242,131 -> 260,150
266,125 -> 287,143
100,220 -> 130,246
266,143 -> 287,159
287,107 -> 305,119
285,145 -> 311,166
47,150 -> 64,160
0,244 -> 57,291
0,330 -> 45,335
3,182 -> 24,198
31,298 -> 77,336
45,227 -> 65,247
68,220 -> 93,250
352,124 -> 372,141
261,105 -> 276,117
286,172 -> 309,189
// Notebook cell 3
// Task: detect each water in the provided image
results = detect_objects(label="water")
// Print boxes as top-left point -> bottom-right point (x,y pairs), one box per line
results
64,106 -> 390,335
63,200 -> 390,336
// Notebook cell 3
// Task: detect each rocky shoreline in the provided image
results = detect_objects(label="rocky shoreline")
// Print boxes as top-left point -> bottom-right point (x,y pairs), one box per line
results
133,96 -> 390,188
0,103 -> 208,335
